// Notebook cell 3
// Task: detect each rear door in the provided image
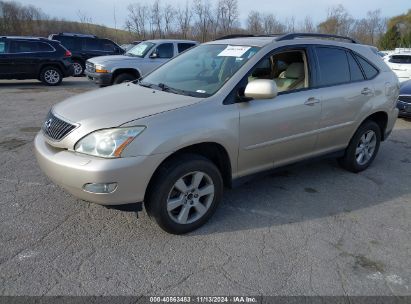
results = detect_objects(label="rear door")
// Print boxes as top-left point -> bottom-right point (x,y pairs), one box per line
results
9,40 -> 43,77
313,46 -> 376,154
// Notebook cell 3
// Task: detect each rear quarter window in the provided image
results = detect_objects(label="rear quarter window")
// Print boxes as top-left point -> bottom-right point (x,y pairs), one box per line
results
178,43 -> 196,53
356,55 -> 379,79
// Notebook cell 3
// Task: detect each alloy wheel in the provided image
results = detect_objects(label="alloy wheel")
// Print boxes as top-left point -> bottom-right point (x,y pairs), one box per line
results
44,69 -> 60,84
355,130 -> 377,166
166,171 -> 215,225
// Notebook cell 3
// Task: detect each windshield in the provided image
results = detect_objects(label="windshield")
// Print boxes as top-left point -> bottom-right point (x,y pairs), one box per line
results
140,44 -> 260,97
126,42 -> 155,57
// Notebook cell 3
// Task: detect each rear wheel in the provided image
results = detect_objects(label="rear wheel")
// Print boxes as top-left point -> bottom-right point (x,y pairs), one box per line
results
146,154 -> 223,234
339,120 -> 381,173
113,73 -> 136,85
40,66 -> 63,86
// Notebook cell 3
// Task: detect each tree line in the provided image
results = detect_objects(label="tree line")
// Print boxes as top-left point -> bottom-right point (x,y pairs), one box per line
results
1,0 -> 410,49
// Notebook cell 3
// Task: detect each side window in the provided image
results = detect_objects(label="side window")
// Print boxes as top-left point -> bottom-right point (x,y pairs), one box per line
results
56,36 -> 78,51
155,43 -> 174,58
316,47 -> 350,86
83,38 -> 102,51
247,50 -> 309,93
0,41 -> 6,53
10,41 -> 38,53
38,42 -> 54,52
389,55 -> 411,64
355,55 -> 379,79
347,52 -> 364,82
101,39 -> 117,52
178,43 -> 195,53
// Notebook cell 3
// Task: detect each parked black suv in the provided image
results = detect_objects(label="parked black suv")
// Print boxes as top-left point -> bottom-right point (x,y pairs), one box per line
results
48,33 -> 124,76
0,36 -> 74,86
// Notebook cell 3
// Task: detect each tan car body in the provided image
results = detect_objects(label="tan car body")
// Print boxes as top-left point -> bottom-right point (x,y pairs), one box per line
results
35,37 -> 399,205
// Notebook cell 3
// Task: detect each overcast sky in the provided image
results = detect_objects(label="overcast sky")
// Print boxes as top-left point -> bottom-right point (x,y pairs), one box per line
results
14,0 -> 411,29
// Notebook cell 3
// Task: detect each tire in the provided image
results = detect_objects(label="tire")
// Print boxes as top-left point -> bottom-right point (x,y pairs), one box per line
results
40,66 -> 63,86
339,120 -> 381,173
145,154 -> 223,234
72,60 -> 84,77
113,73 -> 136,85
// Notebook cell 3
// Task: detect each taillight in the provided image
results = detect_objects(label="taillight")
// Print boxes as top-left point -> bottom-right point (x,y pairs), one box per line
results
64,50 -> 72,57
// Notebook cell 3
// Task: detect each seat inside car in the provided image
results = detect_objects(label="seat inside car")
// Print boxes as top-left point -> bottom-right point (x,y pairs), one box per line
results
274,62 -> 305,92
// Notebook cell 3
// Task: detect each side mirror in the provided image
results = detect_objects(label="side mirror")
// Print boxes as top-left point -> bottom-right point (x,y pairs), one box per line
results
244,79 -> 278,100
150,52 -> 158,59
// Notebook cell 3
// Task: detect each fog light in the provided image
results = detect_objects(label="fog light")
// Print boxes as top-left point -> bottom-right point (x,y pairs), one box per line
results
83,182 -> 117,194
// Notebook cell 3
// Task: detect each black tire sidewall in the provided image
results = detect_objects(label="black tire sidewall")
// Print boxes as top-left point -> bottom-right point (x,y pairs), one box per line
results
40,67 -> 63,86
147,155 -> 223,234
342,121 -> 381,172
113,73 -> 136,84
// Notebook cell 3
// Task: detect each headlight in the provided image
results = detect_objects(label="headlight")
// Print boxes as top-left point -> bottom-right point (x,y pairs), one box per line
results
74,127 -> 145,158
95,64 -> 109,73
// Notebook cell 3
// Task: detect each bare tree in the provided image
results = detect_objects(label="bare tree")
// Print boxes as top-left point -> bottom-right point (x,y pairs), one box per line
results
247,11 -> 263,34
163,3 -> 176,37
318,5 -> 353,36
263,14 -> 285,34
177,2 -> 192,39
150,0 -> 162,38
193,0 -> 214,42
300,16 -> 315,33
216,0 -> 239,35
125,3 -> 149,39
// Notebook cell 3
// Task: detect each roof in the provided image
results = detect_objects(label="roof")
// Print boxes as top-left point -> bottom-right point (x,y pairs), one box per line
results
0,36 -> 48,40
144,39 -> 199,44
207,33 -> 359,48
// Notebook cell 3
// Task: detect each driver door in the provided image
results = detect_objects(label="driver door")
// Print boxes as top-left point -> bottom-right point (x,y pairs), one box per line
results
237,47 -> 322,176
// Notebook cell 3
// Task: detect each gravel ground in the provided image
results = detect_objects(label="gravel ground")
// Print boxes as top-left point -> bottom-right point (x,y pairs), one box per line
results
0,78 -> 410,296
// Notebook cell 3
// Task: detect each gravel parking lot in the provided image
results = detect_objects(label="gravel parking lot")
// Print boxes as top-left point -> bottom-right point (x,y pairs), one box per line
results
0,78 -> 410,296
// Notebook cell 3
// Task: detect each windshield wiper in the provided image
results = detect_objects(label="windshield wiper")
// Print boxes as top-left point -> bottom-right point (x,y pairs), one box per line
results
158,83 -> 197,96
138,81 -> 155,88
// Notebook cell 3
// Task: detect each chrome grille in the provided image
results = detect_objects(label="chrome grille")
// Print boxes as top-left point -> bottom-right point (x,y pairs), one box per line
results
42,111 -> 76,141
86,61 -> 95,73
399,96 -> 411,104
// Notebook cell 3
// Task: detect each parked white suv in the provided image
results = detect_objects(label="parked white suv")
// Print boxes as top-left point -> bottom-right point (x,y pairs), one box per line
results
385,51 -> 411,83
35,33 -> 399,234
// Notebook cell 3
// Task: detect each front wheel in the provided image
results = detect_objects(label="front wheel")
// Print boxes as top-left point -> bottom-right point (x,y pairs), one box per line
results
40,66 -> 63,86
339,120 -> 381,173
113,73 -> 136,85
146,154 -> 223,234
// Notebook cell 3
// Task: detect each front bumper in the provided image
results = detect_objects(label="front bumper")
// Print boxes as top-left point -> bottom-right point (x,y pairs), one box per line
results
397,100 -> 411,118
85,70 -> 113,86
34,132 -> 165,205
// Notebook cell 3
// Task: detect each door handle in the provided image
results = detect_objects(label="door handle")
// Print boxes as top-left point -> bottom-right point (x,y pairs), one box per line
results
361,88 -> 373,96
304,97 -> 320,106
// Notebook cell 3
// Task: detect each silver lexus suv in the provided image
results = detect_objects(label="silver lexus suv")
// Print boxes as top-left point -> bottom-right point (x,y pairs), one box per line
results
35,33 -> 399,234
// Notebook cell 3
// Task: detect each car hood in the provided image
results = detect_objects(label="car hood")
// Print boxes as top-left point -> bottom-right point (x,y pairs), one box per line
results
88,55 -> 143,64
53,83 -> 200,129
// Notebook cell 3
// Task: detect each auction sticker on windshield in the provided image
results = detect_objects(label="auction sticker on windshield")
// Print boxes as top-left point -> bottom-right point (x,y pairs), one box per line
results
218,45 -> 251,57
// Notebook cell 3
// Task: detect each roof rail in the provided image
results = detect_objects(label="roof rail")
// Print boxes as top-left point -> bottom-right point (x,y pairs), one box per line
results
57,32 -> 97,38
215,34 -> 256,40
277,33 -> 357,43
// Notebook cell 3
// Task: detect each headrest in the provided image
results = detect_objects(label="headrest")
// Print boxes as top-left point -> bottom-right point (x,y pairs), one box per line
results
285,62 -> 304,79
